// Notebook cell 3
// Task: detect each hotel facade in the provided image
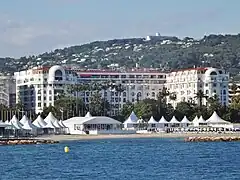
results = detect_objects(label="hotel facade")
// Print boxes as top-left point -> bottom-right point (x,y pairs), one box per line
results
14,65 -> 166,114
165,67 -> 229,107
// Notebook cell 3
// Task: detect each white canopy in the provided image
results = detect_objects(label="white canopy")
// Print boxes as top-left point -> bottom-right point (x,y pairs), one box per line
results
85,112 -> 92,117
22,119 -> 37,130
20,115 -> 29,125
137,118 -> 144,123
44,112 -> 58,124
53,119 -> 63,128
44,120 -> 57,129
10,115 -> 23,129
169,116 -> 180,124
33,115 -> 47,128
181,116 -> 191,124
206,111 -> 231,124
148,116 -> 158,124
198,116 -> 206,124
59,120 -> 67,128
124,111 -> 139,124
159,116 -> 169,124
192,116 -> 199,123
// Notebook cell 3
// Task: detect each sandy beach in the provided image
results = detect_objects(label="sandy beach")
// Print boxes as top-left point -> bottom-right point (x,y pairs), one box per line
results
36,132 -> 240,142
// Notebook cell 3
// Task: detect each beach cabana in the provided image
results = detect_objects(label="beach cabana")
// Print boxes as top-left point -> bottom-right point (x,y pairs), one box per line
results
193,116 -> 207,127
53,119 -> 63,134
43,120 -> 57,134
169,116 -> 180,127
33,115 -> 47,128
22,118 -> 38,136
20,115 -> 29,125
206,111 -> 231,127
123,111 -> 139,129
44,112 -> 57,124
181,116 -> 191,127
9,115 -> 24,137
59,120 -> 69,134
147,116 -> 158,131
158,116 -> 169,129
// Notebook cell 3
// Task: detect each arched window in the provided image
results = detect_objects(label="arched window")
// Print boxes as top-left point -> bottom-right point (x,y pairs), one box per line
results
55,70 -> 63,81
210,71 -> 217,75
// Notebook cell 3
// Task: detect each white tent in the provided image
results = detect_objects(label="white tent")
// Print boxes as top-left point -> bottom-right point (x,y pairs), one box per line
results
33,115 -> 47,128
181,116 -> 191,124
44,120 -> 57,129
198,116 -> 206,124
20,115 -> 29,125
159,116 -> 169,124
123,111 -> 139,129
10,115 -> 23,129
169,116 -> 180,124
192,116 -> 199,123
53,119 -> 63,128
148,116 -> 158,124
85,112 -> 92,117
22,118 -> 37,131
206,111 -> 231,125
59,120 -> 67,128
44,112 -> 57,124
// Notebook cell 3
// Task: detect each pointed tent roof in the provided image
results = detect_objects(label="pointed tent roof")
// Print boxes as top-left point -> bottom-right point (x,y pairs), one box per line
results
53,119 -> 63,128
44,120 -> 57,129
148,116 -> 158,124
159,116 -> 169,124
85,112 -> 92,117
206,111 -> 231,124
59,120 -> 67,128
10,115 -> 23,129
33,115 -> 47,128
20,115 -> 29,125
170,116 -> 180,124
137,118 -> 144,123
181,116 -> 191,124
192,116 -> 199,123
22,119 -> 37,130
124,111 -> 139,124
198,116 -> 206,123
44,112 -> 57,124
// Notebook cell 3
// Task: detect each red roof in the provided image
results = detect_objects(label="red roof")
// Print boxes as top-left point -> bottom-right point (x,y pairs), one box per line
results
171,67 -> 208,72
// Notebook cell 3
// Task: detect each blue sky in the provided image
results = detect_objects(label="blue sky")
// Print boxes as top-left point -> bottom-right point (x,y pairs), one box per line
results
0,0 -> 239,57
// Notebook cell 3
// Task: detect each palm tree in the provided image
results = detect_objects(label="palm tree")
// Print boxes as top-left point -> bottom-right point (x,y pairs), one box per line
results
114,83 -> 124,118
231,83 -> 238,95
195,90 -> 208,108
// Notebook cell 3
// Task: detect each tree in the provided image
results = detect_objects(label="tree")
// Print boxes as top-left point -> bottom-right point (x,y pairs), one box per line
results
195,90 -> 208,108
120,101 -> 134,122
89,92 -> 110,116
175,102 -> 194,120
134,101 -> 153,120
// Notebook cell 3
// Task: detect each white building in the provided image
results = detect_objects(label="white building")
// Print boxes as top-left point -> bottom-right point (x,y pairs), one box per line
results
15,65 -> 166,114
166,67 -> 229,107
0,75 -> 16,107
14,65 -> 78,114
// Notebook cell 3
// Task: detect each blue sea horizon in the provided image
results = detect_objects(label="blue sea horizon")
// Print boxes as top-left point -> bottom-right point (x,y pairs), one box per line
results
0,138 -> 239,180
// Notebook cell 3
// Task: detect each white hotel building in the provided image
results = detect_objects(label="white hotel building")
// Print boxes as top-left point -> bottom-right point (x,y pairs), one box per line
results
14,65 -> 166,114
166,67 -> 229,107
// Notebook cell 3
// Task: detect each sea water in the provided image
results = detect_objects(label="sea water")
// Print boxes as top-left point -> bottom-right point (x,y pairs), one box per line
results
0,138 -> 239,180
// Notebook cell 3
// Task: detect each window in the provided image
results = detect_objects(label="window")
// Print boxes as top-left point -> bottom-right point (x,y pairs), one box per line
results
49,90 -> 52,95
38,103 -> 41,107
123,92 -> 126,97
223,89 -> 226,95
38,96 -> 41,101
152,92 -> 155,97
205,90 -> 209,94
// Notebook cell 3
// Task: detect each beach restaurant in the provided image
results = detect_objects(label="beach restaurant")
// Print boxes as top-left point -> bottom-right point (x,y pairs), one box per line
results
63,112 -> 126,135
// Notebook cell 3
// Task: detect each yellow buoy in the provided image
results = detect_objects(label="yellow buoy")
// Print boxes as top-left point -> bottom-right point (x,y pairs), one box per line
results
64,146 -> 70,153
